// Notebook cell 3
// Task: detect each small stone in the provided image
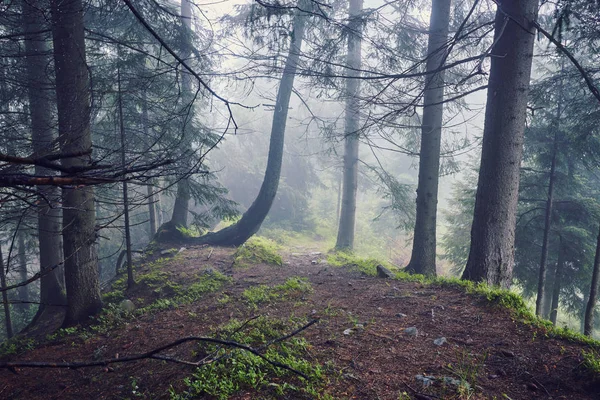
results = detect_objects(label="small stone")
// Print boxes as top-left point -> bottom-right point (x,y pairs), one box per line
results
355,324 -> 364,330
526,382 -> 538,391
311,260 -> 318,265
433,337 -> 447,346
501,350 -> 515,358
404,327 -> 418,336
415,374 -> 435,387
160,248 -> 178,256
396,313 -> 407,318
119,299 -> 135,313
203,268 -> 215,275
310,252 -> 322,256
487,374 -> 499,380
343,328 -> 354,335
376,265 -> 395,279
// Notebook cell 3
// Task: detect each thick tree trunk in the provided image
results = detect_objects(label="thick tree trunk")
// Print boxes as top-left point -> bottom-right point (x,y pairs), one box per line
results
170,0 -> 193,228
0,247 -> 14,339
335,0 -> 364,251
51,0 -> 102,326
405,0 -> 451,275
461,0 -> 538,288
184,3 -> 308,246
550,239 -> 564,325
22,0 -> 66,322
584,222 -> 600,336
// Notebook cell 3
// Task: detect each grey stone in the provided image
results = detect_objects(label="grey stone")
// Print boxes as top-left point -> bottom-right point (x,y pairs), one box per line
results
396,312 -> 407,318
433,337 -> 447,346
377,265 -> 395,279
404,326 -> 418,336
415,375 -> 435,387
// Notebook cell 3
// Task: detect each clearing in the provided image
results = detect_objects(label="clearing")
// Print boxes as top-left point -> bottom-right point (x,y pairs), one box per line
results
0,241 -> 599,400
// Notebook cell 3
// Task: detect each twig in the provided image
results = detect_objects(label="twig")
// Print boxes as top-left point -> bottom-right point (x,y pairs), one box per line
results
206,248 -> 214,260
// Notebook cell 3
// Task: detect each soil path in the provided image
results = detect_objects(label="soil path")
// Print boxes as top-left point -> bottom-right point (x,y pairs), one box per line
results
0,244 -> 598,399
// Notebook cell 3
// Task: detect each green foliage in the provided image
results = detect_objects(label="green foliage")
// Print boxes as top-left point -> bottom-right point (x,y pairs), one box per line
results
0,336 -> 36,357
102,289 -> 125,304
582,349 -> 600,374
234,236 -> 283,267
326,251 -> 395,276
242,277 -> 312,309
171,316 -> 329,400
175,226 -> 204,238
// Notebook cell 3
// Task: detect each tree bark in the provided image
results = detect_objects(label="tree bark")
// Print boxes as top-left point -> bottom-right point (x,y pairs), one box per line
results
169,0 -> 193,228
184,2 -> 308,246
22,0 -> 66,322
117,65 -> 134,289
405,0 -> 451,275
461,0 -> 538,288
16,232 -> 30,314
550,238 -> 564,325
0,247 -> 14,339
51,0 -> 102,326
584,222 -> 600,336
335,0 -> 364,251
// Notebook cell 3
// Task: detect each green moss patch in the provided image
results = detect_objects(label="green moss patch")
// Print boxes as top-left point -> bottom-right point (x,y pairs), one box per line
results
242,277 -> 312,309
234,236 -> 283,268
171,316 -> 330,400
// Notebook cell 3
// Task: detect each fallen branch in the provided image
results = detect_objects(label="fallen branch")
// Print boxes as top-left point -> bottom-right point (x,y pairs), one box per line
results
0,319 -> 320,380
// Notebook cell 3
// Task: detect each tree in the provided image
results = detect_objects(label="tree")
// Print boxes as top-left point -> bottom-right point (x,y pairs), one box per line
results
22,0 -> 66,322
461,0 -> 539,288
50,0 -> 102,325
335,0 -> 364,250
188,0 -> 310,246
584,222 -> 600,336
405,0 -> 451,276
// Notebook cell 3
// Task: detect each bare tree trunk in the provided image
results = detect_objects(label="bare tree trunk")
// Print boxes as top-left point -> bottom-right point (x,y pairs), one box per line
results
550,238 -> 564,325
51,0 -> 102,326
461,0 -> 538,288
0,247 -> 14,339
22,0 -> 66,322
140,80 -> 158,238
405,0 -> 451,275
584,222 -> 600,336
186,2 -> 308,246
170,0 -> 193,228
16,232 -> 30,314
117,65 -> 134,289
335,0 -> 364,251
536,76 -> 562,315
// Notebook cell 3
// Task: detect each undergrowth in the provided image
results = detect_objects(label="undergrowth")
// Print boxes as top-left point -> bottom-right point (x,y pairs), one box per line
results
170,316 -> 331,400
233,236 -> 283,268
243,277 -> 312,309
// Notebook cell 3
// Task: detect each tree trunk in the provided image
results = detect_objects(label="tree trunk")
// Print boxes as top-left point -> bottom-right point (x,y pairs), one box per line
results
117,65 -> 134,289
170,0 -> 193,228
51,0 -> 102,326
335,0 -> 364,251
536,81 -> 562,315
584,222 -> 600,336
16,232 -> 30,314
140,80 -> 158,238
461,0 -> 538,288
185,2 -> 308,246
22,0 -> 66,322
550,238 -> 564,325
0,247 -> 14,339
405,0 -> 451,275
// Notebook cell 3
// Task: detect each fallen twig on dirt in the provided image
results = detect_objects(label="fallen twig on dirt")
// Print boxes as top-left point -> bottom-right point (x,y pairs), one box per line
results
0,319 -> 319,379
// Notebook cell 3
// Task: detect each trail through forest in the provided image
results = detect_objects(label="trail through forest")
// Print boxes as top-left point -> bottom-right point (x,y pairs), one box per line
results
0,244 -> 599,400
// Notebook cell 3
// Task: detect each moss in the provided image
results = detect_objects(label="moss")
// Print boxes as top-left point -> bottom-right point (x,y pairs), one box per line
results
102,289 -> 125,304
327,251 -> 396,276
170,316 -> 331,400
242,277 -> 312,309
234,236 -> 283,268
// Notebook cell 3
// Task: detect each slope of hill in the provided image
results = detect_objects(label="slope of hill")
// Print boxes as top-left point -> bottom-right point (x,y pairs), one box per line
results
0,240 -> 599,400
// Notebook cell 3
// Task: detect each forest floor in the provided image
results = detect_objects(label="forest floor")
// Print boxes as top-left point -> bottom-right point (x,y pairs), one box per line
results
1,241 -> 600,400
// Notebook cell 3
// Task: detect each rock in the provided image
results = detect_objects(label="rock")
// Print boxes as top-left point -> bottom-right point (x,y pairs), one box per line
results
203,268 -> 215,275
376,264 -> 395,279
119,299 -> 135,313
501,349 -> 515,358
433,337 -> 447,346
310,252 -> 322,256
415,375 -> 435,387
160,248 -> 179,256
343,328 -> 354,335
404,326 -> 418,336
396,313 -> 407,318
487,374 -> 499,380
355,324 -> 365,330
311,260 -> 318,265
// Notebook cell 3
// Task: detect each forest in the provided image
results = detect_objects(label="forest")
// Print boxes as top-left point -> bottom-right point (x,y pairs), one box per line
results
1,0 -> 600,398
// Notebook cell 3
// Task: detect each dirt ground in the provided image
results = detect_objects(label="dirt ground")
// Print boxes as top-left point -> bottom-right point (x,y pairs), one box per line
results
0,244 -> 599,400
